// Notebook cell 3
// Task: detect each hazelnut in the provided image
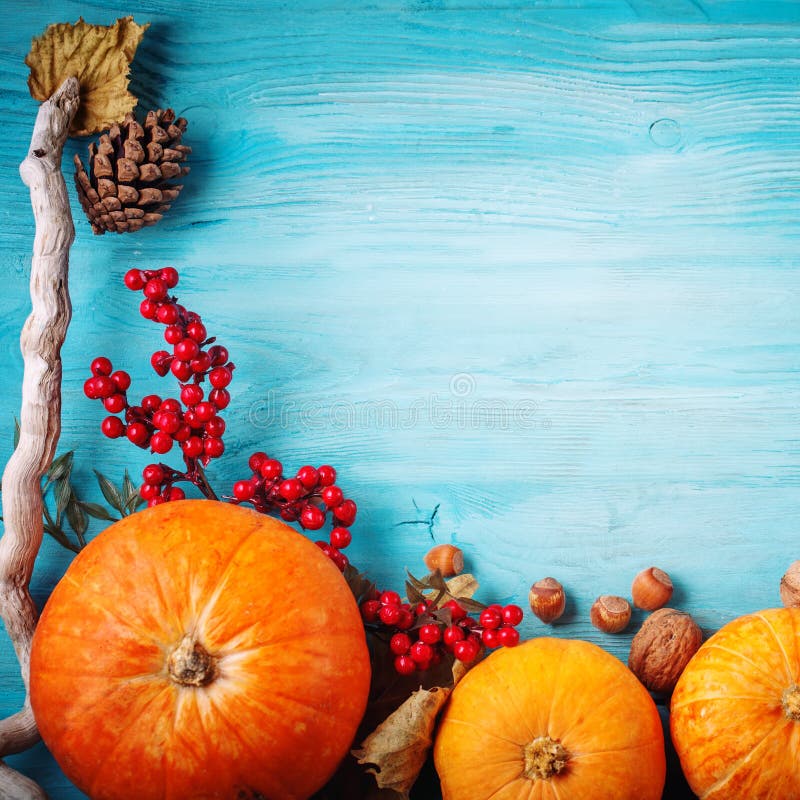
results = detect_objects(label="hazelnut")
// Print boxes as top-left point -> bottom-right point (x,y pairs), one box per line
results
780,561 -> 800,608
631,567 -> 673,611
590,595 -> 631,633
628,608 -> 703,694
424,544 -> 464,577
529,578 -> 566,624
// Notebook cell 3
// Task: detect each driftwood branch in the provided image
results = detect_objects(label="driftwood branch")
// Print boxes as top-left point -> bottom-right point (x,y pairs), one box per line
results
0,76 -> 78,800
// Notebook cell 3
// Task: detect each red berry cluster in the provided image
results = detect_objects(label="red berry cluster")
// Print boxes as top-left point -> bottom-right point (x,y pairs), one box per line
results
360,592 -> 523,674
231,453 -> 355,571
84,268 -> 234,505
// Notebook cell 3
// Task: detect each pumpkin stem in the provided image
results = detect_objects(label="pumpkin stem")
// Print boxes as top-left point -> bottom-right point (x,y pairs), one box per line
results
167,635 -> 217,687
782,684 -> 800,721
523,736 -> 569,780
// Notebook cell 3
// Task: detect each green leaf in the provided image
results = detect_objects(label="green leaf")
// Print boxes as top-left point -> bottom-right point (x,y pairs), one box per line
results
48,451 -> 74,482
79,501 -> 117,522
65,497 -> 88,545
94,470 -> 123,513
13,418 -> 20,450
54,477 -> 72,520
122,470 -> 142,514
404,580 -> 427,605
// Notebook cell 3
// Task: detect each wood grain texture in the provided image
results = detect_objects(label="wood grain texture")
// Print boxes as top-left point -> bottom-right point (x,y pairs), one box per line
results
2,1 -> 800,797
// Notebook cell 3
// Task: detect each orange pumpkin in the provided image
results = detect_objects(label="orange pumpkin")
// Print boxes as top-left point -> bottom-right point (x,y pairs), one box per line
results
671,607 -> 800,800
434,638 -> 666,800
30,500 -> 371,800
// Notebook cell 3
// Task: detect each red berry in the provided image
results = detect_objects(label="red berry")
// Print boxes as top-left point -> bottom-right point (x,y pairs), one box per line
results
442,625 -> 465,648
394,655 -> 416,675
208,345 -> 229,366
206,367 -> 230,390
397,607 -> 415,630
171,360 -> 193,381
181,384 -> 204,406
92,377 -> 116,399
321,485 -> 344,508
209,388 -> 230,409
151,351 -> 171,376
479,608 -> 503,631
124,269 -> 144,290
141,394 -> 161,412
329,548 -> 349,572
174,339 -> 200,361
260,459 -> 283,480
498,626 -> 520,647
333,499 -> 357,526
360,600 -> 381,622
126,422 -> 149,446
502,605 -> 524,626
167,486 -> 186,501
194,402 -> 215,422
249,451 -> 268,472
205,416 -> 226,437
173,424 -> 191,442
101,416 -> 125,438
443,600 -> 467,622
185,321 -> 207,342
317,465 -> 336,486
414,602 -> 429,617
140,299 -> 158,319
380,590 -> 402,606
190,352 -> 212,374
295,465 -> 318,489
125,405 -> 144,422
142,464 -> 165,485
453,638 -> 480,663
111,370 -> 131,391
279,479 -> 304,501
103,394 -> 126,414
300,504 -> 325,530
233,480 -> 255,501
160,398 -> 181,413
481,628 -> 500,649
204,437 -> 225,458
144,278 -> 168,301
281,505 -> 300,522
83,378 -> 99,399
182,437 -> 204,458
139,482 -> 160,500
156,304 -> 179,325
410,641 -> 433,664
157,411 -> 181,434
418,624 -> 441,644
164,325 -> 184,345
390,633 -> 412,655
160,267 -> 179,288
147,496 -> 166,507
329,527 -> 351,549
379,605 -> 401,626
150,431 -> 173,454
91,357 -> 113,376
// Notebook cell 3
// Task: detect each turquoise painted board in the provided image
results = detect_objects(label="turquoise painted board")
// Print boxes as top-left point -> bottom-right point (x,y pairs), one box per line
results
1,0 -> 800,796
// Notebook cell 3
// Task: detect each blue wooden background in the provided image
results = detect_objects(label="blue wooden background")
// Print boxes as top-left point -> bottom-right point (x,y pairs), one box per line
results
1,0 -> 800,796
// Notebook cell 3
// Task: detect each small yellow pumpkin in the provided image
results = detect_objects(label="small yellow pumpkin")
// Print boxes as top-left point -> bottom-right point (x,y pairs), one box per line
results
671,607 -> 800,799
434,637 -> 666,800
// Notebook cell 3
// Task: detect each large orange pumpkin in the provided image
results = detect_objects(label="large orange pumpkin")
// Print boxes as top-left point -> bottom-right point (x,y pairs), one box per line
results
671,607 -> 800,800
434,638 -> 666,800
30,500 -> 371,800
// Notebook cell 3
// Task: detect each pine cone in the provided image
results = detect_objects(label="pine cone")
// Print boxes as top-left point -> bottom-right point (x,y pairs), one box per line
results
73,109 -> 190,234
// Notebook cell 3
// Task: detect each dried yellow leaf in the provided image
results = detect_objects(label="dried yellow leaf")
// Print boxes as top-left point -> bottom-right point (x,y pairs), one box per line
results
25,17 -> 149,137
354,660 -> 470,799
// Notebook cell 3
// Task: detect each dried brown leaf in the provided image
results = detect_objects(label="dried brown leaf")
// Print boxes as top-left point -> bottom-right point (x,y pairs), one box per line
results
354,661 -> 469,799
25,17 -> 149,136
444,573 -> 479,600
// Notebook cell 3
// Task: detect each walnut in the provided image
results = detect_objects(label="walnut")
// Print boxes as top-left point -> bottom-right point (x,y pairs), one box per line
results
628,608 -> 703,694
